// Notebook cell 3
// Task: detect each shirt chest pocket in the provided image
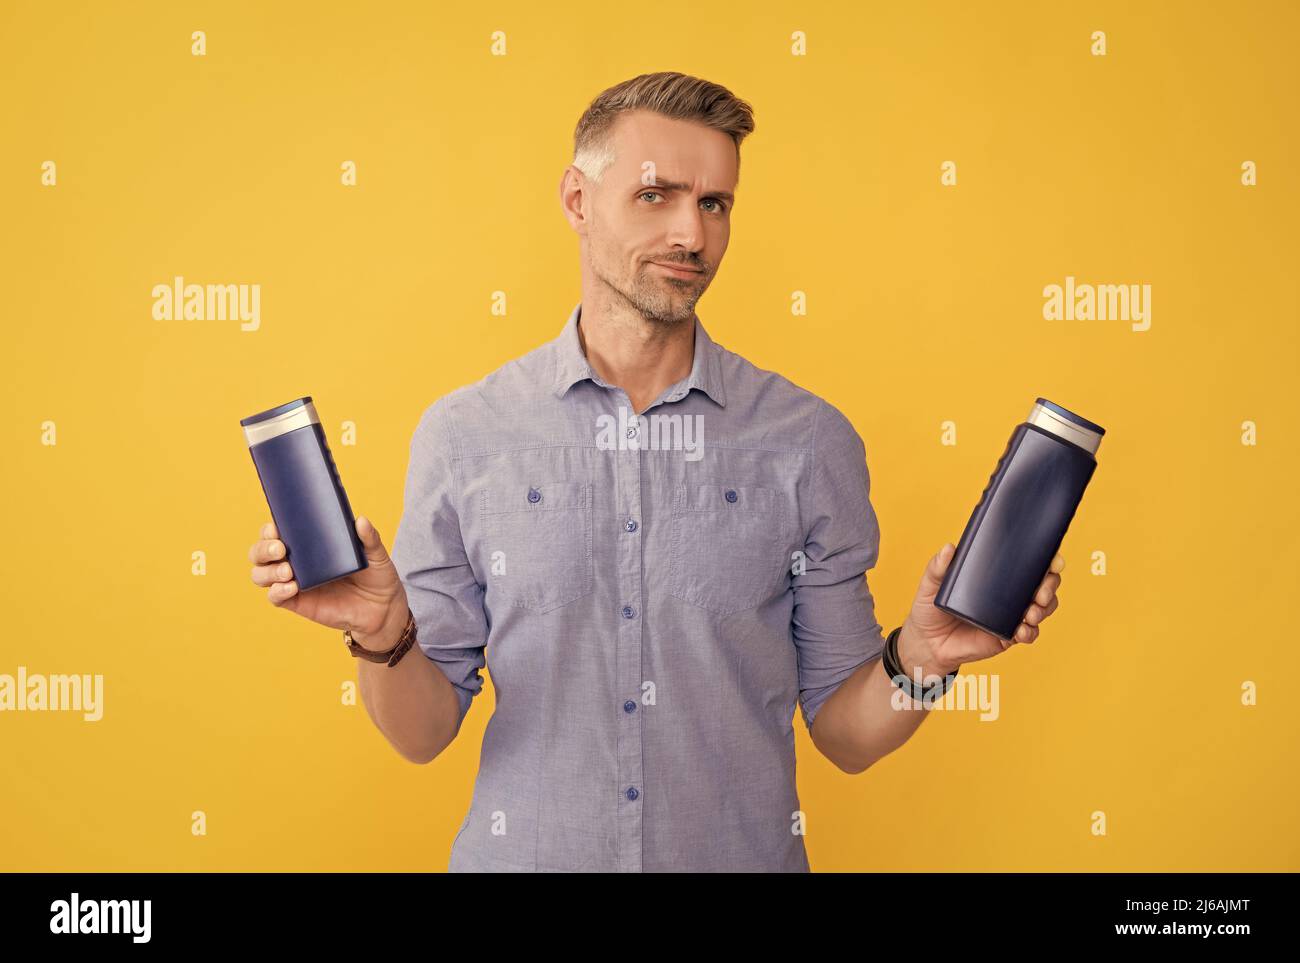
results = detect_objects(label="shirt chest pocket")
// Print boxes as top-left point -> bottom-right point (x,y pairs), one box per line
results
480,480 -> 595,614
668,482 -> 788,617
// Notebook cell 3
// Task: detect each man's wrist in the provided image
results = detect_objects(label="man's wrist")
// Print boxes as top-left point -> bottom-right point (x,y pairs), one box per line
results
351,601 -> 411,654
895,620 -> 959,681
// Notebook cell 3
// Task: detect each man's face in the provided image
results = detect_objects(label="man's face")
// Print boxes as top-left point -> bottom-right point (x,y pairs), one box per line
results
570,109 -> 737,327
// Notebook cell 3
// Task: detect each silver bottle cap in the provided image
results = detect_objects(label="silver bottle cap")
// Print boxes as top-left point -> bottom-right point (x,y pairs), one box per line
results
1027,398 -> 1104,456
242,398 -> 321,448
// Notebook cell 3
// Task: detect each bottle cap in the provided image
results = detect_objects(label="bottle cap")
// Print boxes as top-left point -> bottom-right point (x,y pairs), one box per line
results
1028,398 -> 1104,455
241,397 -> 320,447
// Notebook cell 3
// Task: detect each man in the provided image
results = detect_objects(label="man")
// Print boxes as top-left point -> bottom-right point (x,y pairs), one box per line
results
247,71 -> 1063,872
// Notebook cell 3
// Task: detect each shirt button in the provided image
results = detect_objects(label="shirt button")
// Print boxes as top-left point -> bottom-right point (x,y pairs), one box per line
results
624,519 -> 638,533
625,787 -> 639,801
527,487 -> 541,504
724,489 -> 737,503
626,426 -> 637,438
623,700 -> 637,713
621,605 -> 636,619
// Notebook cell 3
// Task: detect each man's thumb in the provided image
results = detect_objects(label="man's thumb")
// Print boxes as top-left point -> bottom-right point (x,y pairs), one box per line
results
355,515 -> 390,561
918,542 -> 955,600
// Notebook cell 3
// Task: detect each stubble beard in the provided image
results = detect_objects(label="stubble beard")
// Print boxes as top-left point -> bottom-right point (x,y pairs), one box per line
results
591,245 -> 705,329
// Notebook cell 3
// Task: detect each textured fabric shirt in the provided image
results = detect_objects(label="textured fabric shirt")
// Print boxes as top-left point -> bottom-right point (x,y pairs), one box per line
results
390,302 -> 886,872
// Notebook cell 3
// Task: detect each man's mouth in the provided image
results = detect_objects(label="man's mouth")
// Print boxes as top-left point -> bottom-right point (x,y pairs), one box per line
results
651,261 -> 704,279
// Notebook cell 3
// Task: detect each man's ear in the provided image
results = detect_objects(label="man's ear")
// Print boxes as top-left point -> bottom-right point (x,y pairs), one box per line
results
559,165 -> 589,233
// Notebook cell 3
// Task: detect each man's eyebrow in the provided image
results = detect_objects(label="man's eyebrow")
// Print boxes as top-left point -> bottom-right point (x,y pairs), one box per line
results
639,178 -> 734,203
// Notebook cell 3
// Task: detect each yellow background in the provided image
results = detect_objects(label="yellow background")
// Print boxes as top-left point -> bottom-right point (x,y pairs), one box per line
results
2,0 -> 1296,871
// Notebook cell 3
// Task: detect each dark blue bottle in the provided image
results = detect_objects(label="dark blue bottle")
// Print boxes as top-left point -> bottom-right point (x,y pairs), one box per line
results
240,397 -> 367,591
934,398 -> 1104,641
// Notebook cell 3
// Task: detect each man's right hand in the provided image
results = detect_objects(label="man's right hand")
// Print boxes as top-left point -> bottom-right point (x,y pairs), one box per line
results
248,515 -> 411,650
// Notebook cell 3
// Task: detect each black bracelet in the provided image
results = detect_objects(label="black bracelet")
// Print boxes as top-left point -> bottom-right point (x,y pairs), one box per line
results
882,625 -> 959,702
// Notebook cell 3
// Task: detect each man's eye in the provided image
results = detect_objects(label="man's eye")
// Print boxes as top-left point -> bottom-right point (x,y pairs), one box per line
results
639,192 -> 726,212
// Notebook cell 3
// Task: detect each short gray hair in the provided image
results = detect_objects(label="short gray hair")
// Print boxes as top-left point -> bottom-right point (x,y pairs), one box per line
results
572,71 -> 756,183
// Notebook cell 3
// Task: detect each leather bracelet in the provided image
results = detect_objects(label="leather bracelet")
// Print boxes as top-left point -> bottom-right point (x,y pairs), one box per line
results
882,624 -> 959,702
345,607 -> 418,667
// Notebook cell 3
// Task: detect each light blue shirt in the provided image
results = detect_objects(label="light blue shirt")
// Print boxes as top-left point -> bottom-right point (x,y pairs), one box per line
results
391,303 -> 886,871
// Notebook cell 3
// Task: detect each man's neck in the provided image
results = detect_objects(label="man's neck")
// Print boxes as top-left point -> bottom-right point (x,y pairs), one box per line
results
577,302 -> 695,416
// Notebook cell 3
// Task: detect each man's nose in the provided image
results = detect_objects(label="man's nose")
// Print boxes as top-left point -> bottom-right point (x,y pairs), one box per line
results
663,202 -> 705,252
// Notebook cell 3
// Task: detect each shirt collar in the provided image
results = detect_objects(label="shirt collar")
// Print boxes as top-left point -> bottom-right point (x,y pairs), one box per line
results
551,302 -> 727,407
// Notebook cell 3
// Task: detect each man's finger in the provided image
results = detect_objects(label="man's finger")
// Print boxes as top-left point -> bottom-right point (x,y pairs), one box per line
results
249,538 -> 286,565
1035,572 -> 1061,606
1015,622 -> 1038,644
269,580 -> 298,606
251,561 -> 294,587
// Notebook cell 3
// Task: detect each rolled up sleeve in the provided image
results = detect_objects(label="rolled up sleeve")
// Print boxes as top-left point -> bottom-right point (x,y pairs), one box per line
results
793,400 -> 887,732
390,397 -> 488,736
